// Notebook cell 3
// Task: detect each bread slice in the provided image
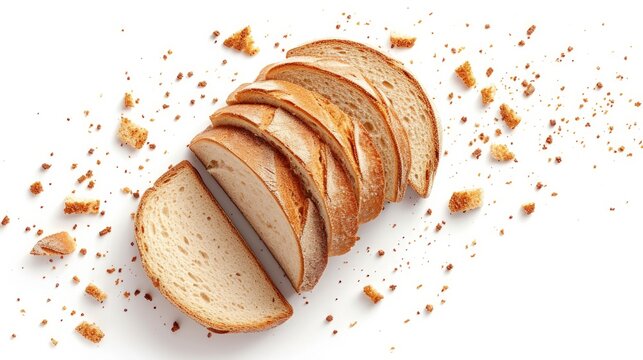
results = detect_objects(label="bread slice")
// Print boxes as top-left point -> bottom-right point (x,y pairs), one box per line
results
287,39 -> 441,197
256,56 -> 410,202
209,104 -> 359,256
135,161 -> 292,332
190,127 -> 327,292
227,80 -> 385,223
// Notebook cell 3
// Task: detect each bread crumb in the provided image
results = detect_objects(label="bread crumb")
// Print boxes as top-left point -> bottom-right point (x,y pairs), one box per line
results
490,144 -> 515,161
79,248 -> 87,256
64,197 -> 100,214
124,92 -> 135,108
75,321 -> 104,343
522,202 -> 536,215
30,181 -> 43,195
118,117 -> 148,149
197,81 -> 207,88
363,285 -> 384,304
171,321 -> 180,332
73,275 -> 80,284
377,249 -> 385,256
500,104 -> 521,129
481,86 -> 496,105
471,148 -> 482,159
40,319 -> 48,326
1,215 -> 9,226
50,338 -> 58,346
448,188 -> 483,213
326,315 -> 334,322
486,67 -> 494,77
455,61 -> 476,88
425,304 -> 434,313
30,231 -> 76,256
41,163 -> 51,170
524,83 -> 535,96
527,25 -> 536,36
223,26 -> 259,55
85,283 -> 107,302
98,226 -> 112,237
446,263 -> 454,271
390,33 -> 416,48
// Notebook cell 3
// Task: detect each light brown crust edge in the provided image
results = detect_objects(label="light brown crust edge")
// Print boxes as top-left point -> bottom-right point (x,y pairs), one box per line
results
134,160 -> 293,333
287,39 -> 442,197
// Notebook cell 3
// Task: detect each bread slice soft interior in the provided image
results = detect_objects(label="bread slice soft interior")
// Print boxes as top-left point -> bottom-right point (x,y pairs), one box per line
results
287,39 -> 441,197
135,161 -> 292,332
190,127 -> 327,292
227,80 -> 385,223
257,56 -> 410,202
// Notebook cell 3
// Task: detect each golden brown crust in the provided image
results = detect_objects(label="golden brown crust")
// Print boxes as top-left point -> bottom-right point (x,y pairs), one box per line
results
363,285 -> 384,303
223,26 -> 259,56
455,61 -> 476,88
30,181 -> 43,195
390,33 -> 416,48
500,104 -> 521,129
134,161 -> 292,332
118,118 -> 148,149
490,144 -> 515,161
85,283 -> 107,302
30,232 -> 76,255
448,189 -> 483,213
481,86 -> 496,105
64,198 -> 100,214
75,322 -> 104,343
522,202 -> 536,215
124,92 -> 135,108
287,39 -> 441,198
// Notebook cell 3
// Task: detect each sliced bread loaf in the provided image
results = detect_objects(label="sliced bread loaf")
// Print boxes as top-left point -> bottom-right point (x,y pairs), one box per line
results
227,80 -> 385,223
209,104 -> 359,256
190,126 -> 327,292
135,161 -> 292,332
256,56 -> 410,202
287,39 -> 441,197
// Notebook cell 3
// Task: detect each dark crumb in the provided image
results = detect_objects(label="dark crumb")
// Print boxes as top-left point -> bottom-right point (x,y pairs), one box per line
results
171,321 -> 180,332
389,284 -> 397,291
484,24 -> 490,29
41,163 -> 51,170
98,226 -> 112,236
79,248 -> 87,256
30,181 -> 43,195
212,30 -> 220,37
1,215 -> 9,226
134,289 -> 141,296
162,104 -> 169,109
472,148 -> 482,159
555,156 -> 562,163
197,81 -> 207,88
176,72 -> 183,80
149,144 -> 156,150
332,330 -> 338,335
325,315 -> 334,322
377,249 -> 385,256
425,304 -> 434,313
518,40 -> 525,46
522,202 -> 536,215
426,208 -> 432,216
549,119 -> 556,127
536,182 -> 544,190
144,293 -> 153,301
596,82 -> 603,90
435,223 -> 443,232
446,263 -> 454,271
486,67 -> 494,77
527,25 -> 536,36
36,229 -> 43,236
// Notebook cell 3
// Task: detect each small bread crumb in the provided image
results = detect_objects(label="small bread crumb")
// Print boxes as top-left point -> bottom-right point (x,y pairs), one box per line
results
41,163 -> 51,170
527,25 -> 536,36
171,321 -> 180,332
64,197 -> 100,215
223,26 -> 259,55
390,33 -> 416,48
75,321 -> 104,343
325,315 -> 334,322
85,283 -> 107,302
197,81 -> 207,88
50,338 -> 58,346
481,86 -> 496,105
30,181 -> 43,195
98,226 -> 112,237
448,189 -> 483,213
1,215 -> 9,226
30,232 -> 76,256
73,275 -> 80,284
118,117 -> 148,149
524,83 -> 535,96
377,249 -> 385,256
455,61 -> 476,88
363,285 -> 384,304
124,92 -> 135,108
499,104 -> 521,129
425,304 -> 434,313
522,202 -> 536,215
486,67 -> 494,77
490,144 -> 515,161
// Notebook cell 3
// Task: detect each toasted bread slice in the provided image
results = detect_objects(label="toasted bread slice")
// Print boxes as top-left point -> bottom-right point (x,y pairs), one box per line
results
257,56 -> 410,202
227,80 -> 385,222
209,105 -> 359,256
135,161 -> 292,332
190,127 -> 327,292
288,39 -> 441,197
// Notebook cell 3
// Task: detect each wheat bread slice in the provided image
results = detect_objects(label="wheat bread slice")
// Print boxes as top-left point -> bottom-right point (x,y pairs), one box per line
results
257,56 -> 410,202
209,104 -> 359,256
190,127 -> 327,292
287,39 -> 441,197
135,161 -> 292,332
227,80 -> 385,223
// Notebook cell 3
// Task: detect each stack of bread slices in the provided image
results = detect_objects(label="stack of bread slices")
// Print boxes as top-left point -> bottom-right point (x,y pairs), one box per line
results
135,39 -> 441,333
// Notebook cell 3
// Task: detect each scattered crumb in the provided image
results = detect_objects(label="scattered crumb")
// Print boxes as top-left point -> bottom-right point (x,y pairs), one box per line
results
524,83 -> 536,96
124,92 -> 135,108
85,283 -> 107,302
197,81 -> 207,88
223,26 -> 259,55
75,321 -> 104,343
326,315 -> 334,322
118,117 -> 148,150
363,285 -> 384,304
73,275 -> 80,284
448,188 -> 483,213
41,163 -> 51,170
98,226 -> 112,237
377,249 -> 385,256
446,263 -> 454,271
455,61 -> 476,88
40,319 -> 48,326
64,197 -> 100,215
486,67 -> 494,77
79,248 -> 87,256
171,321 -> 180,332
390,33 -> 416,48
481,86 -> 496,105
490,144 -> 515,161
522,202 -> 536,215
50,338 -> 58,346
30,231 -> 76,256
1,215 -> 9,226
471,148 -> 482,159
425,304 -> 434,313
30,181 -> 43,195
527,25 -> 536,36
500,103 -> 521,129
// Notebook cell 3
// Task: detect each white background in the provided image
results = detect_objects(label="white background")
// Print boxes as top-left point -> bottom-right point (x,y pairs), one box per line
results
1,0 -> 642,359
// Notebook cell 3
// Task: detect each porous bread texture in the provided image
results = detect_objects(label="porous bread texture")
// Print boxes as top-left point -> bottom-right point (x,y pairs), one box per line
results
135,161 -> 292,332
75,322 -> 104,343
30,231 -> 76,255
190,127 -> 327,292
223,26 -> 259,56
448,188 -> 483,213
118,117 -> 148,149
287,39 -> 441,197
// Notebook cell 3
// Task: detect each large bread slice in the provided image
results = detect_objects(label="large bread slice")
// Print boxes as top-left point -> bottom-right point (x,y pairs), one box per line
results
287,39 -> 441,197
227,80 -> 385,223
190,126 -> 327,292
256,56 -> 410,202
209,104 -> 359,256
135,161 -> 292,332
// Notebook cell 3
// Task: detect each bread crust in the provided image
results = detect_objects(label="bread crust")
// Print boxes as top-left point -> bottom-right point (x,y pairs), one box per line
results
134,160 -> 292,332
191,128 -> 328,292
287,39 -> 442,197
227,80 -> 385,222
257,57 -> 410,202
209,105 -> 359,256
